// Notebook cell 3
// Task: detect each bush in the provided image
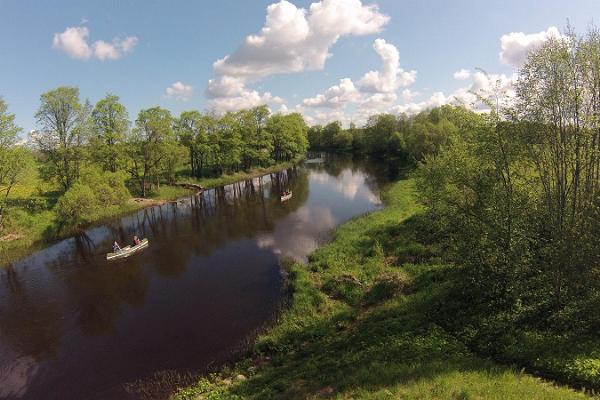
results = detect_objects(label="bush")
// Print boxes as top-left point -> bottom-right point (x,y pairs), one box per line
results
364,271 -> 411,305
322,274 -> 364,305
55,184 -> 97,227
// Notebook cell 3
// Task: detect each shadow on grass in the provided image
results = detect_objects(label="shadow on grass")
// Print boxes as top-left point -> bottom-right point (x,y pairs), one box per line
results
174,214 -> 587,399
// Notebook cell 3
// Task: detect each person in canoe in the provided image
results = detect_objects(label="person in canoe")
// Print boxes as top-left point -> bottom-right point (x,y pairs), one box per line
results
113,241 -> 122,252
132,236 -> 141,246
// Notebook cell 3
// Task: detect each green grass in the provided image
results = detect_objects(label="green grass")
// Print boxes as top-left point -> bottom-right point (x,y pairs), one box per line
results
172,180 -> 592,400
148,185 -> 194,200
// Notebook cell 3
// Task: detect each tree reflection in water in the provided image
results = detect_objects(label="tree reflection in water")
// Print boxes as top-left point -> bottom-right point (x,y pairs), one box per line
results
0,156 -> 387,400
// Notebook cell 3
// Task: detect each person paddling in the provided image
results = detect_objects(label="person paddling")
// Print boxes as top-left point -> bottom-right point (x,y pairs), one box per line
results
113,241 -> 122,252
133,236 -> 141,246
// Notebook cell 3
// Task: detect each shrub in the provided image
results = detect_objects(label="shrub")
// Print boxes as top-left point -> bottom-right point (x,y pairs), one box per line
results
55,184 -> 97,227
364,271 -> 411,305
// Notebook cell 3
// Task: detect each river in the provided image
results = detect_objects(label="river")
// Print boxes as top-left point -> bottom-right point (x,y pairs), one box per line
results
0,155 -> 391,399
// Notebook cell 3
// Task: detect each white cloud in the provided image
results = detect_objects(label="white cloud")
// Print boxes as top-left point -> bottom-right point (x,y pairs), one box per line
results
357,38 -> 416,93
453,68 -> 470,80
206,0 -> 389,112
52,26 -> 93,60
52,26 -> 137,61
303,78 -> 360,108
165,81 -> 194,101
209,91 -> 284,112
499,26 -> 562,68
401,88 -> 418,102
301,37 -> 416,123
393,92 -> 447,115
213,0 -> 388,80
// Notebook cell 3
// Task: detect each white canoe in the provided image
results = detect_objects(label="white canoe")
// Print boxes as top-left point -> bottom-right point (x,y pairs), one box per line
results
280,191 -> 292,202
106,239 -> 149,260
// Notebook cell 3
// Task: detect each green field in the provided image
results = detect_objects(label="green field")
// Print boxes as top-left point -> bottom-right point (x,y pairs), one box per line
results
173,180 -> 593,400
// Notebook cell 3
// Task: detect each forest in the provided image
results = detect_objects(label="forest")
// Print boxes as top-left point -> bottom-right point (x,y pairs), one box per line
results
0,94 -> 308,260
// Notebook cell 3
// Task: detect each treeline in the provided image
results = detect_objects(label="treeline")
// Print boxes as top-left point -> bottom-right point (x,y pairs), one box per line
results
32,89 -> 308,197
414,27 -> 600,384
0,90 -> 309,229
307,106 -> 476,163
309,26 -> 600,386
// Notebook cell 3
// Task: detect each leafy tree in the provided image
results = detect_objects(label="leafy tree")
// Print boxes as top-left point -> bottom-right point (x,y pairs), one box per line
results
268,113 -> 308,161
364,114 -> 400,158
0,98 -> 33,228
127,107 -> 175,197
213,112 -> 242,174
91,94 -> 129,172
33,86 -> 90,190
176,110 -> 205,177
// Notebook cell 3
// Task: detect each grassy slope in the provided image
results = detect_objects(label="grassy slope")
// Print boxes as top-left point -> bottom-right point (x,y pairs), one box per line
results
174,180 -> 590,400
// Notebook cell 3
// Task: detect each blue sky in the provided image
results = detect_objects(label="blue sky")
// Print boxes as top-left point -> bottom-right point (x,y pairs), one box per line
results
1,0 -> 598,133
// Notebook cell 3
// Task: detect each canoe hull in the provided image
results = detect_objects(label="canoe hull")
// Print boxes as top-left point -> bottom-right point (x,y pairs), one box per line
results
280,191 -> 293,202
106,239 -> 149,260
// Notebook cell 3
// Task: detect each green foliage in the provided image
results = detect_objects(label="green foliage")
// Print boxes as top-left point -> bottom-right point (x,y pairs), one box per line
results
34,86 -> 90,190
55,184 -> 97,227
56,168 -> 130,228
90,94 -> 128,172
268,112 -> 308,162
127,106 -> 179,197
174,180 -> 587,400
0,99 -> 34,229
307,106 -> 482,164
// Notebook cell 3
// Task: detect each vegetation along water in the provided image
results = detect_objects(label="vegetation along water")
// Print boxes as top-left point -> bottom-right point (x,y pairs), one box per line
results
1,22 -> 600,400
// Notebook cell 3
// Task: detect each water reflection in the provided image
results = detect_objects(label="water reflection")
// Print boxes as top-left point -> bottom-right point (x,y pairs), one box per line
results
0,156 -> 389,400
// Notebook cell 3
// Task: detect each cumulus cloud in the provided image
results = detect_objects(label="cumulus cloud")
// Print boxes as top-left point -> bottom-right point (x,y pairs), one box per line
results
213,0 -> 388,80
206,0 -> 389,112
52,26 -> 137,61
393,92 -> 447,115
453,68 -> 470,80
209,91 -> 284,112
165,81 -> 194,101
357,38 -> 416,93
301,37 -> 416,123
499,26 -> 562,68
303,78 -> 360,108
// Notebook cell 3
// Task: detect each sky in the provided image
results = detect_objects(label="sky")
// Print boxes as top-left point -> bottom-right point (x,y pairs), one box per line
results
1,0 -> 599,135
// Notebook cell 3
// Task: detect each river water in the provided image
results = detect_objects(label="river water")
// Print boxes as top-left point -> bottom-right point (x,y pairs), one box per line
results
0,155 -> 391,399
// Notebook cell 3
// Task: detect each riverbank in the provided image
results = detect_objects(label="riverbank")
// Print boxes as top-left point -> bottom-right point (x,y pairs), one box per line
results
173,179 -> 590,400
0,158 -> 303,267
177,156 -> 304,189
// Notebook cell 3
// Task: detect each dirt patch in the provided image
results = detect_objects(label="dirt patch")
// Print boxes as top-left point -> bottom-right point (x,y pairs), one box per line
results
130,198 -> 170,206
0,233 -> 23,242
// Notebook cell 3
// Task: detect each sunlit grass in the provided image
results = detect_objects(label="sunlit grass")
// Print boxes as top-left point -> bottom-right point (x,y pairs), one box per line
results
173,180 -> 590,400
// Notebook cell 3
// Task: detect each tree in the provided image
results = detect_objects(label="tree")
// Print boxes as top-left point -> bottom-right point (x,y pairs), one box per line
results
0,98 -> 33,228
268,113 -> 308,161
364,114 -> 399,157
33,86 -> 90,190
91,94 -> 129,172
127,107 -> 175,197
176,110 -> 203,177
213,112 -> 242,174
239,106 -> 273,169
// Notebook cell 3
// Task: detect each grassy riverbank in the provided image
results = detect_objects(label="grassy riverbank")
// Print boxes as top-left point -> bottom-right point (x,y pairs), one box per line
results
178,155 -> 304,189
1,159 -> 302,266
173,179 -> 591,400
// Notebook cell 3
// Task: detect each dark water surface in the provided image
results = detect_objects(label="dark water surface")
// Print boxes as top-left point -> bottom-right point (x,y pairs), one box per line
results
0,156 -> 390,399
